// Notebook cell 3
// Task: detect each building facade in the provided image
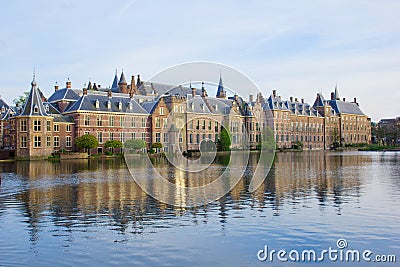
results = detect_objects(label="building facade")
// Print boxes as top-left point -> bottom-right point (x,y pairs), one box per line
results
1,71 -> 372,159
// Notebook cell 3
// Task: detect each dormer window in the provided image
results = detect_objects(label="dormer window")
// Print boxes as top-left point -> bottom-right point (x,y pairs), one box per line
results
44,104 -> 49,112
95,99 -> 100,109
1,106 -> 5,113
118,102 -> 122,110
33,105 -> 39,114
201,104 -> 205,111
129,102 -> 133,110
107,100 -> 111,110
215,104 -> 218,111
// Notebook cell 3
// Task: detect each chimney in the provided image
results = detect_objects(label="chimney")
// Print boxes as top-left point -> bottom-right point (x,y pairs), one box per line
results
201,88 -> 207,97
331,92 -> 335,100
192,87 -> 196,97
295,98 -> 298,102
249,94 -> 254,103
136,74 -> 141,88
107,90 -> 112,98
353,97 -> 357,103
93,83 -> 97,90
83,87 -> 88,95
343,98 -> 345,101
301,98 -> 304,104
272,90 -> 276,98
66,78 -> 72,89
54,82 -> 59,91
234,94 -> 239,102
290,96 -> 293,102
129,91 -> 134,99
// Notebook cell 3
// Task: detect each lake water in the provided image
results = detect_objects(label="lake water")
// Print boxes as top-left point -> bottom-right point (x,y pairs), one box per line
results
0,151 -> 399,266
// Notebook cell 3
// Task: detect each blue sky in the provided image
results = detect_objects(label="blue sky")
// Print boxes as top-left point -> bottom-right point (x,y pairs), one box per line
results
0,0 -> 399,121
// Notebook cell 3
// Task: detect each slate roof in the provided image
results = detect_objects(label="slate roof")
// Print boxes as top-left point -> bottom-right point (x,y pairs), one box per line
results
264,94 -> 320,117
63,94 -> 149,114
138,82 -> 202,97
20,79 -> 49,116
43,102 -> 61,115
48,88 -> 80,103
313,93 -> 325,108
0,98 -> 9,111
327,100 -> 365,115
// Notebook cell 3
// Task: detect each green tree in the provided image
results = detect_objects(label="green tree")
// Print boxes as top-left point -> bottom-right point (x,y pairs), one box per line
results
124,139 -> 146,152
218,127 -> 231,151
151,142 -> 162,149
104,140 -> 123,154
258,126 -> 276,150
75,134 -> 99,155
13,91 -> 30,107
294,140 -> 303,149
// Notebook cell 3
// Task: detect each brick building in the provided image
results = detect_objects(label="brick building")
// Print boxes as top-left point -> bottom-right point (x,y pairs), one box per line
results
1,71 -> 372,159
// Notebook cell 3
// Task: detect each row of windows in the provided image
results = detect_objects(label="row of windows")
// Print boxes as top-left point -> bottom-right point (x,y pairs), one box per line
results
21,136 -> 72,148
187,120 -> 220,131
343,134 -> 368,142
188,133 -> 219,144
20,120 -> 71,132
342,124 -> 368,131
275,122 -> 324,132
276,134 -> 324,143
91,132 -> 148,144
85,115 -> 147,127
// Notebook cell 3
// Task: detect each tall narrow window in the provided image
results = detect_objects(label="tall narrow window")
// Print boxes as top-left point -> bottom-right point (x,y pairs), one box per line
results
34,136 -> 41,148
155,118 -> 161,128
53,136 -> 60,147
84,115 -> 90,126
66,136 -> 72,148
20,120 -> 27,132
21,136 -> 27,148
97,115 -> 102,126
97,132 -> 103,144
33,120 -> 41,132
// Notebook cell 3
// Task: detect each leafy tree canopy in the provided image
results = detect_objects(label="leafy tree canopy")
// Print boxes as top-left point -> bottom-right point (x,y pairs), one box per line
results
151,142 -> 163,149
75,134 -> 99,150
124,139 -> 146,149
104,140 -> 123,149
218,127 -> 231,151
13,91 -> 29,107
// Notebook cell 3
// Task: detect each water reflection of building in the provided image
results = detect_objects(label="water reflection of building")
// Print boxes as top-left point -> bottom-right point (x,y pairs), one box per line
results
2,152 -> 370,230
251,152 -> 369,214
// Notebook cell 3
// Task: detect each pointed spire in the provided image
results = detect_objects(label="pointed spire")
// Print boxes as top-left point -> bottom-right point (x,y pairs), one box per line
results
21,73 -> 48,116
31,68 -> 37,87
334,83 -> 340,100
216,73 -> 226,99
111,69 -> 118,89
118,69 -> 127,85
